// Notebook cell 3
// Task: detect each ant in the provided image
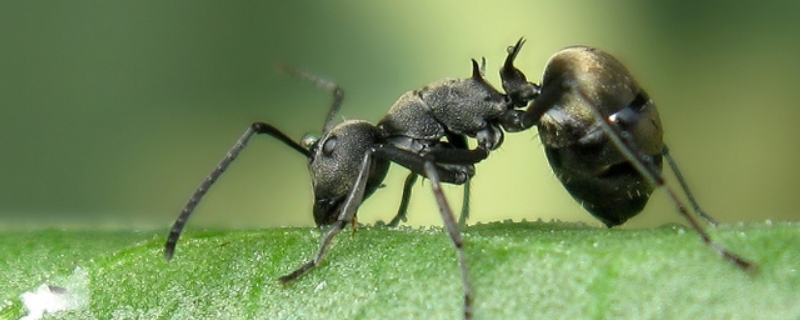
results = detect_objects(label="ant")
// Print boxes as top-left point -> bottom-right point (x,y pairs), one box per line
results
164,46 -> 531,320
163,38 -> 754,320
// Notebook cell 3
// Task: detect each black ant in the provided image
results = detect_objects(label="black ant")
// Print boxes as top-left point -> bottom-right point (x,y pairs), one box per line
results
164,38 -> 754,320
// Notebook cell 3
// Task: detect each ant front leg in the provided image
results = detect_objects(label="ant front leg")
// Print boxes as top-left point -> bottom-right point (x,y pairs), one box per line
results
278,145 -> 379,284
279,144 -> 424,283
282,144 -> 477,319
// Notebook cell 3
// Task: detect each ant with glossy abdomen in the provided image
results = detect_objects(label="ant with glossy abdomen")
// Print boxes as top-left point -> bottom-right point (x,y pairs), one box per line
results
163,38 -> 754,320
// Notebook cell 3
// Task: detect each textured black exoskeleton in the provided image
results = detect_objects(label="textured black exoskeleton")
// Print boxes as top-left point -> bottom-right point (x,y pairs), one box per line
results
164,38 -> 754,320
500,42 -> 753,271
503,46 -> 717,227
164,42 -> 542,320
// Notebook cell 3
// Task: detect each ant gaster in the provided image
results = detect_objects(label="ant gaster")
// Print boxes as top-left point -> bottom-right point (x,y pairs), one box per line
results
502,45 -> 719,227
164,38 -> 754,320
500,42 -> 754,272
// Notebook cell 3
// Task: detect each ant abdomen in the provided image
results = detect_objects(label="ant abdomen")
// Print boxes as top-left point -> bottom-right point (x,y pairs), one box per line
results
536,46 -> 664,226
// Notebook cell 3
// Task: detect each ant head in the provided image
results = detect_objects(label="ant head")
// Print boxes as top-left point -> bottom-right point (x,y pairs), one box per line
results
309,120 -> 390,226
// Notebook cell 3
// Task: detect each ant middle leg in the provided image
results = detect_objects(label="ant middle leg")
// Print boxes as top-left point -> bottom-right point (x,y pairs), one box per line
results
385,172 -> 418,227
386,133 -> 476,227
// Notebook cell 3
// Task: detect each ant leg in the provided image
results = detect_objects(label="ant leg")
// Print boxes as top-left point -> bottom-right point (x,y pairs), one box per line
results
387,172 -> 418,227
279,65 -> 344,135
424,146 -> 486,228
423,160 -> 473,320
278,218 -> 348,284
279,144 -> 481,283
427,147 -> 490,166
458,180 -> 471,228
279,146 -> 378,283
165,122 -> 310,260
377,145 -> 476,319
381,146 -> 477,319
385,171 -> 471,228
356,145 -> 487,319
663,145 -> 718,226
573,87 -> 755,271
276,143 -> 479,313
384,131 -> 480,228
444,133 -> 474,227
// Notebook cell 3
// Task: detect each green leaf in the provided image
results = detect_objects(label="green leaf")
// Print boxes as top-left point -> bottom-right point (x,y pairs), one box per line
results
2,221 -> 799,319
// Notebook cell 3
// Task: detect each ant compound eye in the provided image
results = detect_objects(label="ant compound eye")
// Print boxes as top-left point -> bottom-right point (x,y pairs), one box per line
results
321,135 -> 337,156
301,132 -> 320,150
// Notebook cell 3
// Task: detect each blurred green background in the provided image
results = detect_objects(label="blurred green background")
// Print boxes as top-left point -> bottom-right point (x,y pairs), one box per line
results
1,1 -> 798,230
